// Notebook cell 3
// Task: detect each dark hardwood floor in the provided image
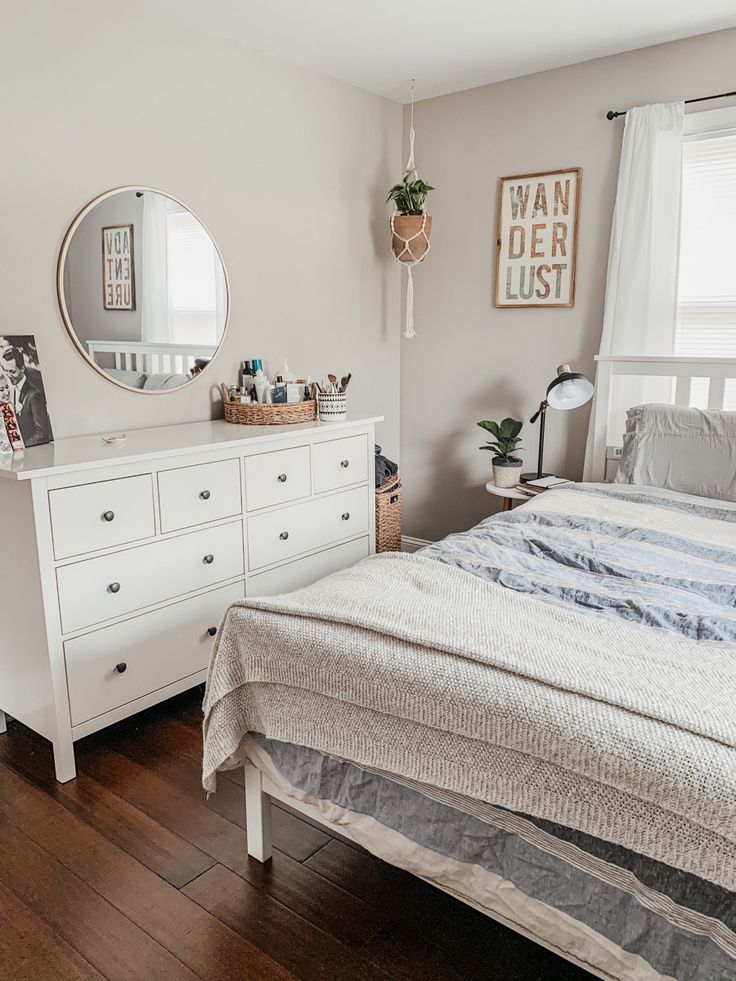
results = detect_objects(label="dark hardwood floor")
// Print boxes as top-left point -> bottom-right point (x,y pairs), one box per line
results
0,690 -> 592,980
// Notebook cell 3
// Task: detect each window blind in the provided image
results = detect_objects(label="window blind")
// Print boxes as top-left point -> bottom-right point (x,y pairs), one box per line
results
675,133 -> 736,361
166,204 -> 217,314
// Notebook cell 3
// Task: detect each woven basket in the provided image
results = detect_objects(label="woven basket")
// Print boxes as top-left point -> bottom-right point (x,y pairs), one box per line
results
375,475 -> 402,552
221,384 -> 317,425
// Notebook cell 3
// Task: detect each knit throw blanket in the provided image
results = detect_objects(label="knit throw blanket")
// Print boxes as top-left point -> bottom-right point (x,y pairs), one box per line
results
202,551 -> 736,890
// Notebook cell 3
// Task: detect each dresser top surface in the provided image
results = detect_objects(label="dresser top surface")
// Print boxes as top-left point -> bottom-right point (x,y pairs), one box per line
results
0,416 -> 383,481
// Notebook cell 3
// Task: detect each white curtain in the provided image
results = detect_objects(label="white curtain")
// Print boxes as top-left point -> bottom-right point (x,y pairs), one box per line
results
583,101 -> 684,479
140,192 -> 172,345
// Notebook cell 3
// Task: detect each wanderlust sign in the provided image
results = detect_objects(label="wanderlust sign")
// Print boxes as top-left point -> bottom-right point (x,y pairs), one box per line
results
495,168 -> 581,308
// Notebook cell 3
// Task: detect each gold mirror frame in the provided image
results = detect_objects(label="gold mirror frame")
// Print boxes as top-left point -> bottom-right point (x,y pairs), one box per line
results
56,185 -> 231,395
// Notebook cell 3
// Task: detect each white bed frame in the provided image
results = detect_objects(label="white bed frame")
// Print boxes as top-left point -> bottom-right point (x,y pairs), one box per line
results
86,339 -> 216,375
590,354 -> 736,481
242,352 -> 736,981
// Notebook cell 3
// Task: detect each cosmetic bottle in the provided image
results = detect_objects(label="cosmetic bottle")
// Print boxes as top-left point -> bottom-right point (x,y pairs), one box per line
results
240,361 -> 254,394
281,358 -> 296,383
253,369 -> 270,404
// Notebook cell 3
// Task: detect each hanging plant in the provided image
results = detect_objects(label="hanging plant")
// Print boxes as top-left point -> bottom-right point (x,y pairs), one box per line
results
390,79 -> 433,338
388,176 -> 434,264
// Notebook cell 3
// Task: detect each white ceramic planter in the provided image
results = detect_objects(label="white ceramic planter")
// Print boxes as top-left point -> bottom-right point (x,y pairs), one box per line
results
492,459 -> 523,489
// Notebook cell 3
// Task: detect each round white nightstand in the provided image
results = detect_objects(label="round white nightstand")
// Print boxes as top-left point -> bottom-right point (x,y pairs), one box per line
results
485,480 -> 533,512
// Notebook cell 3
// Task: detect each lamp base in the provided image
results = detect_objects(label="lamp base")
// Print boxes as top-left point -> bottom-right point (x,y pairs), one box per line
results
520,471 -> 553,483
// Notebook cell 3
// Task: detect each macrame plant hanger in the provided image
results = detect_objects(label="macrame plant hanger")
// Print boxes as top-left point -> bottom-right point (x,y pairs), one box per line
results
390,79 -> 431,339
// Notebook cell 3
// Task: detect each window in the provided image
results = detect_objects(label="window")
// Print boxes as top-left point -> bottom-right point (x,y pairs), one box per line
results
675,107 -> 736,407
166,201 -> 221,345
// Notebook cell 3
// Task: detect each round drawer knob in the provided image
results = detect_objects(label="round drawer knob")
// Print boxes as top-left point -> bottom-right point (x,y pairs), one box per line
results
342,512 -> 350,521
340,459 -> 350,469
277,473 -> 288,483
108,582 -> 121,594
199,489 -> 211,500
115,662 -> 127,674
102,510 -> 115,522
279,531 -> 289,541
207,626 -> 218,637
203,554 -> 215,565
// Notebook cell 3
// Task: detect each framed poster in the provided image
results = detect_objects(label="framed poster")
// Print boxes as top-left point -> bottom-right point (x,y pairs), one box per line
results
0,334 -> 53,447
102,224 -> 136,310
495,168 -> 581,308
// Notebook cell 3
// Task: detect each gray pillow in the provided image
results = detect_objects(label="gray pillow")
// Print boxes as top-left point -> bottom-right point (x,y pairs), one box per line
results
615,403 -> 736,501
142,372 -> 189,390
106,368 -> 147,389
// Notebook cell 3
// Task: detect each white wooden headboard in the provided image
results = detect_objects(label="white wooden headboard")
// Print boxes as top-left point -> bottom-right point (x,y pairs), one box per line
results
590,354 -> 736,481
86,340 -> 216,376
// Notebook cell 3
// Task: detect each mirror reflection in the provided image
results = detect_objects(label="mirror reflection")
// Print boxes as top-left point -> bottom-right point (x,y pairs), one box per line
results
59,188 -> 228,392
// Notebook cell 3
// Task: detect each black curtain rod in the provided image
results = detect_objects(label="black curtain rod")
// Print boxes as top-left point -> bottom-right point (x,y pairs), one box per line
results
606,89 -> 736,121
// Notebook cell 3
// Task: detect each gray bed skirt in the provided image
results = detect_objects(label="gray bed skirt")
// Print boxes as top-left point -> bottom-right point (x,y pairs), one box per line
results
246,733 -> 736,981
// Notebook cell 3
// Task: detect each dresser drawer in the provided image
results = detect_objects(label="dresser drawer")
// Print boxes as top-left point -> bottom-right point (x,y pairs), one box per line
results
49,475 -> 155,561
158,458 -> 241,533
313,434 -> 368,494
57,521 -> 244,634
64,582 -> 243,726
247,486 -> 369,571
247,536 -> 370,596
244,445 -> 311,511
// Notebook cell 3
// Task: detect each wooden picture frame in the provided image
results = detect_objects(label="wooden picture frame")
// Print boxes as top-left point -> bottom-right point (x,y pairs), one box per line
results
102,223 -> 136,311
494,167 -> 581,308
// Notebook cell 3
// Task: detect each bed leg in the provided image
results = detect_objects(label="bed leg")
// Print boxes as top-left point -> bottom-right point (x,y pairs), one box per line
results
244,761 -> 273,862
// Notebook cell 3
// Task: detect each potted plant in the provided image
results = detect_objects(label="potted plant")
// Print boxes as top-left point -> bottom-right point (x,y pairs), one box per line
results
387,175 -> 434,262
478,418 -> 524,488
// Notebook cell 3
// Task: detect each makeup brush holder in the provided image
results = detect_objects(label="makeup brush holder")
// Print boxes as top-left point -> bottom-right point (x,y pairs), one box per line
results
318,392 -> 347,422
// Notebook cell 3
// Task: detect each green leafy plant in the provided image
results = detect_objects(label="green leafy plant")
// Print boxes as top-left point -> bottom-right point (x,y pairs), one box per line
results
477,418 -> 523,463
386,176 -> 434,215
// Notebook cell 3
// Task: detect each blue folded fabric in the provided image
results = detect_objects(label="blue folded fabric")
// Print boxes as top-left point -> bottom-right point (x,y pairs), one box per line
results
375,444 -> 398,488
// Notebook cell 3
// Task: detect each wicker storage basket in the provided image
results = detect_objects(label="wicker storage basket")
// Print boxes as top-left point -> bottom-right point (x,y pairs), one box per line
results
375,475 -> 402,552
221,384 -> 317,425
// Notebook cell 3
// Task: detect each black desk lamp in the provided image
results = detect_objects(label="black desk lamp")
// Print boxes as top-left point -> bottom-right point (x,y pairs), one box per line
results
522,364 -> 594,482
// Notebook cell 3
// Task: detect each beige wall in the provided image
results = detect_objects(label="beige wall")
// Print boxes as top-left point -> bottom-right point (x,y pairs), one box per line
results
65,191 -> 144,353
0,0 -> 401,457
401,28 -> 736,541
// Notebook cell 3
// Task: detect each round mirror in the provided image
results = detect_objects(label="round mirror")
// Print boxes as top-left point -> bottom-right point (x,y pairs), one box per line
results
58,186 -> 229,393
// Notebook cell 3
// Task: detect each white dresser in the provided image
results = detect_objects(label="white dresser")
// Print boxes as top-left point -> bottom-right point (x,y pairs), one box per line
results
0,415 -> 381,781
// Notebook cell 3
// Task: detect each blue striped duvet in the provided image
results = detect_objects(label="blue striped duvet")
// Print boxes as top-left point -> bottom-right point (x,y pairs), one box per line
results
420,482 -> 736,643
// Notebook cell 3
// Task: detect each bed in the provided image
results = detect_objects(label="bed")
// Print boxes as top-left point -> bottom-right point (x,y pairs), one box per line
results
85,339 -> 216,376
202,356 -> 736,981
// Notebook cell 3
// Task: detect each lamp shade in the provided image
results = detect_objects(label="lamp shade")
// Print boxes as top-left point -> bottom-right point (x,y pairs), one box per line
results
546,363 -> 594,411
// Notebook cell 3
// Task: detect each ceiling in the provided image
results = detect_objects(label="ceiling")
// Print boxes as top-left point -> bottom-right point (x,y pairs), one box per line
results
146,0 -> 736,102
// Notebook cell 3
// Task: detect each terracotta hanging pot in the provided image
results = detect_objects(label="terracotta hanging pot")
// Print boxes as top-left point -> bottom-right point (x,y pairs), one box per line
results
391,213 -> 433,263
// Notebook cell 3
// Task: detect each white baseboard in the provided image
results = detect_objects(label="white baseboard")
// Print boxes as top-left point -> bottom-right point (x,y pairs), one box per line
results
401,535 -> 432,553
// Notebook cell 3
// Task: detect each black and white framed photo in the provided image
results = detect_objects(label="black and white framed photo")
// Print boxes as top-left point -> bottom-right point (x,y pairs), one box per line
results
0,335 -> 54,447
